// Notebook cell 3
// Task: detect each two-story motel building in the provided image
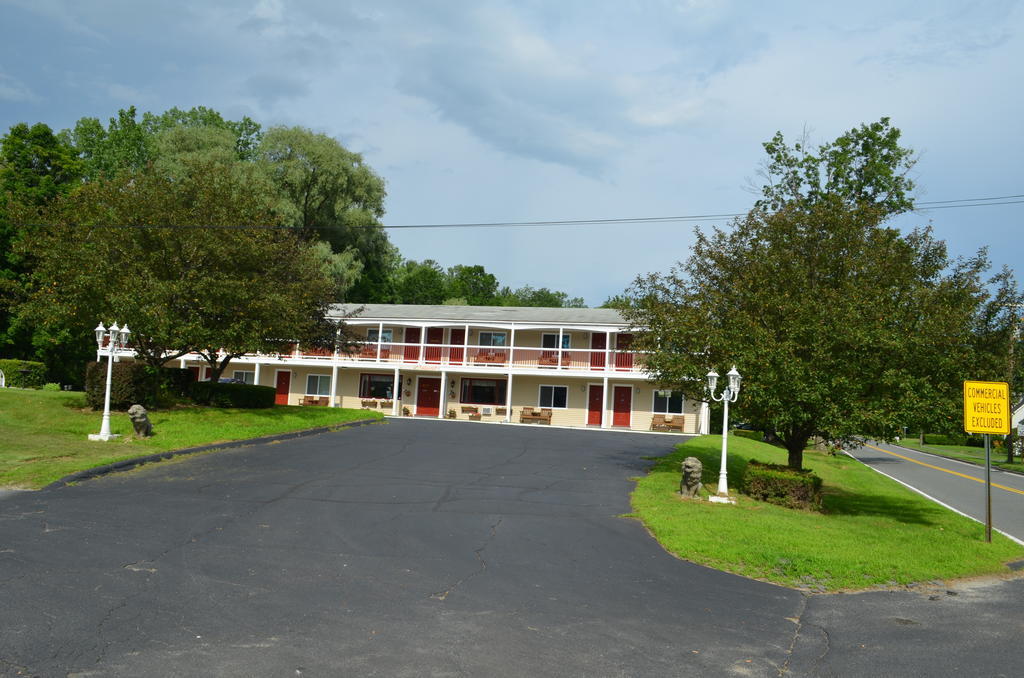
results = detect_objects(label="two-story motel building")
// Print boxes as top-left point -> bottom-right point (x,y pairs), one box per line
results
168,304 -> 710,434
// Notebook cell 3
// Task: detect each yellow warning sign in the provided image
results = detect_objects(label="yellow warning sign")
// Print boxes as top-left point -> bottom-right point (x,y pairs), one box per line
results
963,381 -> 1010,435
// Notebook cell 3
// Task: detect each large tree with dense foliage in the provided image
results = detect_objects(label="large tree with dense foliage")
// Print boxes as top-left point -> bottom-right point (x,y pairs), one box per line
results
256,126 -> 394,302
16,158 -> 343,382
625,120 -> 1021,469
0,122 -> 86,383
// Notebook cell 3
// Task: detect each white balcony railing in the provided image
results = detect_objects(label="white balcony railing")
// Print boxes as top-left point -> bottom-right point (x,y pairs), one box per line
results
265,341 -> 646,373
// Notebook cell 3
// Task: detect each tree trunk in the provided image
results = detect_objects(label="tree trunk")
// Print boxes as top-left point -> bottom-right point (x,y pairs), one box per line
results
786,436 -> 811,473
1008,431 -> 1016,465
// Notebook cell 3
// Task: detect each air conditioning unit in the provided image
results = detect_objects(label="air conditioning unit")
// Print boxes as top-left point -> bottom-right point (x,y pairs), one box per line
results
482,407 -> 493,416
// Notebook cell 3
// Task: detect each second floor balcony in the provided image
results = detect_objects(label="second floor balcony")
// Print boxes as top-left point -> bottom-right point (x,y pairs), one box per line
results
263,339 -> 647,374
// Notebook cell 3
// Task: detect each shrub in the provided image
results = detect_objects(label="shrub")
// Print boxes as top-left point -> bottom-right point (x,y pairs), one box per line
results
42,383 -> 61,391
84,361 -> 158,410
732,429 -> 763,441
0,359 -> 47,388
188,381 -> 275,408
924,433 -> 968,446
157,367 -> 195,402
742,460 -> 823,510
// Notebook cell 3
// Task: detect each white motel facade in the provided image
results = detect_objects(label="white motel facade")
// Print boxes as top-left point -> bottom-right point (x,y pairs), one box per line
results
147,304 -> 710,434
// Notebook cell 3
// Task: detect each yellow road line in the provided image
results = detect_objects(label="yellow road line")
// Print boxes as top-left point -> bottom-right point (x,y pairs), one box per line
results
862,442 -> 1024,496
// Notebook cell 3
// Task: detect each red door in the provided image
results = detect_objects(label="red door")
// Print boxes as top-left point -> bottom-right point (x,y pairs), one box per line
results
416,377 -> 441,417
450,329 -> 465,365
275,371 -> 291,405
587,385 -> 604,426
404,327 -> 421,362
615,334 -> 634,371
612,386 -> 632,427
590,334 -> 606,370
425,327 -> 444,363
187,366 -> 200,381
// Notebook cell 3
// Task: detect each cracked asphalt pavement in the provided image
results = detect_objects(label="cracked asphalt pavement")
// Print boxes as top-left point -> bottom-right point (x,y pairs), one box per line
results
1,419 -> 1023,676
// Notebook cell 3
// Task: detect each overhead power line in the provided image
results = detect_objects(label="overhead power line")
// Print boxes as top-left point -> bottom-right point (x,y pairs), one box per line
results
34,193 -> 1024,231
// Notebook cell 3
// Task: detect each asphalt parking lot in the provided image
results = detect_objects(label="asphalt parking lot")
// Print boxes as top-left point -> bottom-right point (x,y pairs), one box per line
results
1,419 -> 1022,677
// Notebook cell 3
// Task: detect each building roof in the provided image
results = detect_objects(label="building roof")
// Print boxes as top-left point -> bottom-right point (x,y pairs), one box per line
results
329,303 -> 628,327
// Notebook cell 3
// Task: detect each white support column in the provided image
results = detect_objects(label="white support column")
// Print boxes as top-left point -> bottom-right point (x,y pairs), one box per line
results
392,367 -> 401,416
419,325 -> 427,366
463,324 -> 470,361
330,364 -> 339,407
557,327 -> 564,369
698,400 -> 710,435
376,322 -> 383,361
179,357 -> 186,369
509,325 -> 516,369
254,362 -> 261,387
605,331 -> 612,373
439,370 -> 447,419
602,376 -> 610,429
505,373 -> 514,423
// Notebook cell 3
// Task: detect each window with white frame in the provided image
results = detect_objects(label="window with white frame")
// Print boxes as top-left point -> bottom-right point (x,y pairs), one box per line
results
359,373 -> 394,399
460,378 -> 507,405
542,333 -> 572,349
306,374 -> 332,396
478,331 -> 507,347
367,328 -> 393,342
232,370 -> 255,384
538,385 -> 568,409
653,389 -> 684,414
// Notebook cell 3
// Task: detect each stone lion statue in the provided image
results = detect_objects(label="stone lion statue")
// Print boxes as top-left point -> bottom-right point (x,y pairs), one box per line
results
127,404 -> 153,438
679,456 -> 703,499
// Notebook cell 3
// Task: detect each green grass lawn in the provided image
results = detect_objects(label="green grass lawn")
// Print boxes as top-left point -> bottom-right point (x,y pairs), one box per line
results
0,388 -> 383,489
630,435 -> 1024,591
894,437 -> 1022,473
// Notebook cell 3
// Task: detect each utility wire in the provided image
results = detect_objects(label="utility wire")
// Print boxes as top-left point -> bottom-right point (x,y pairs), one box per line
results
32,193 -> 1024,231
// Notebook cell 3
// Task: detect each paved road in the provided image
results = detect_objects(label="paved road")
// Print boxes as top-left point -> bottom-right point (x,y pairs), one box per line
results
847,440 -> 1024,543
2,420 -> 1023,677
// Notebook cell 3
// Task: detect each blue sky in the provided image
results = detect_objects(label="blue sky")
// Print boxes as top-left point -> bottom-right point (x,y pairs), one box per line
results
1,0 -> 1021,305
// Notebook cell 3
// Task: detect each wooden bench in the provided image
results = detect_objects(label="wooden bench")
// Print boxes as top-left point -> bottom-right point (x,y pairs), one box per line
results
520,407 -> 553,425
301,396 -> 329,407
473,351 -> 507,366
651,414 -> 684,432
537,354 -> 571,367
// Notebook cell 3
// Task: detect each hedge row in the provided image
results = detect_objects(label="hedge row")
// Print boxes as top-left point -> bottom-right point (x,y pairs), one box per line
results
742,460 -> 823,510
84,362 -> 275,410
85,362 -> 161,410
922,433 -> 987,448
0,359 -> 47,388
189,381 -> 275,408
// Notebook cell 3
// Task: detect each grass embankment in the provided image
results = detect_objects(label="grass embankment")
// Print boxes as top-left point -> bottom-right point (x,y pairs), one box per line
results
0,389 -> 382,489
895,438 -> 1022,473
630,435 -> 1024,591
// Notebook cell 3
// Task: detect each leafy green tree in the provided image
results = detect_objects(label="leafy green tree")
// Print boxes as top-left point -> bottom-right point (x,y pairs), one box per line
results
141,106 -> 262,160
446,265 -> 498,305
60,106 -> 151,181
0,122 -> 84,382
496,285 -> 585,308
17,158 -> 342,383
393,259 -> 450,304
256,126 -> 394,302
757,117 -> 916,217
626,120 -> 1019,470
627,199 -> 1019,469
600,294 -> 634,310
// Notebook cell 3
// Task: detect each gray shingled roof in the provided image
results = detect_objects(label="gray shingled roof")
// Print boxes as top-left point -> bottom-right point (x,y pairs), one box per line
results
329,303 -> 627,326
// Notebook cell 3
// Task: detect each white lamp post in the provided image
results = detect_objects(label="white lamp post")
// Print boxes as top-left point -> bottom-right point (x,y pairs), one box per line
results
707,366 -> 741,504
89,321 -> 131,441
